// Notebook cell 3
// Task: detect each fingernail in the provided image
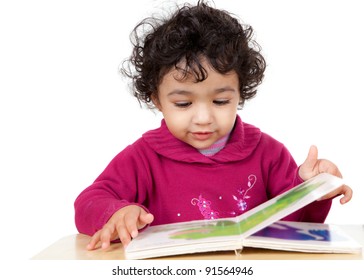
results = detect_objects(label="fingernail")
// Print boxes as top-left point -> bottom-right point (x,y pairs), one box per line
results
131,230 -> 138,238
101,242 -> 108,249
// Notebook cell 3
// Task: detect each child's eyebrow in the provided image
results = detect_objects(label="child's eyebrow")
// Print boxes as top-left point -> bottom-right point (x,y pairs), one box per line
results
215,86 -> 237,94
167,90 -> 192,97
167,87 -> 236,97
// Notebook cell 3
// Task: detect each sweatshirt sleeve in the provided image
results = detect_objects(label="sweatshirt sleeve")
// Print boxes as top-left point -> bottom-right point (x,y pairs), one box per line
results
74,144 -> 150,236
265,143 -> 332,223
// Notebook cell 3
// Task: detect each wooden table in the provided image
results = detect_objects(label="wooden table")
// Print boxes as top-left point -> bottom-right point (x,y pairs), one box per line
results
32,225 -> 363,260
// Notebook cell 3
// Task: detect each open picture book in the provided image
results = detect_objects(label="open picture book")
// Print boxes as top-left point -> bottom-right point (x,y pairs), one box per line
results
124,173 -> 362,260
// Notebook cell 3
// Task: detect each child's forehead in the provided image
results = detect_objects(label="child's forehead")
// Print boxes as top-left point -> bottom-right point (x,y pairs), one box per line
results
159,63 -> 238,90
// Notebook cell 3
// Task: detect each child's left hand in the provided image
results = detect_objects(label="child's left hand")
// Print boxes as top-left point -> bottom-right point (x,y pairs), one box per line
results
298,145 -> 353,204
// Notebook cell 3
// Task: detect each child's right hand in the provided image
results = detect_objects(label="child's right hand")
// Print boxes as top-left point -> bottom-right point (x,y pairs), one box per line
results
86,205 -> 154,250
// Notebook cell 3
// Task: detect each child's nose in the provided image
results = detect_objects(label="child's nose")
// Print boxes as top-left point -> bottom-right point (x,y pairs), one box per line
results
193,104 -> 213,125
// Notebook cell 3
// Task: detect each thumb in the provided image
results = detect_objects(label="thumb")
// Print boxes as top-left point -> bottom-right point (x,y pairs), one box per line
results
303,145 -> 318,169
137,211 -> 154,229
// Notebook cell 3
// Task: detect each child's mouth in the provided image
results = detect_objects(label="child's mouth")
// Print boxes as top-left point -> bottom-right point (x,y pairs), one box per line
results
191,132 -> 213,141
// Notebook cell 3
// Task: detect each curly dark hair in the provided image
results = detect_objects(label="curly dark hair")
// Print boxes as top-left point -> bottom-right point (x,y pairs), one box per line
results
121,0 -> 266,108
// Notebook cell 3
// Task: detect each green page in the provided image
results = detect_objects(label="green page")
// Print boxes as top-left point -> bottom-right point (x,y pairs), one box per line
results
125,173 -> 344,259
169,174 -> 335,240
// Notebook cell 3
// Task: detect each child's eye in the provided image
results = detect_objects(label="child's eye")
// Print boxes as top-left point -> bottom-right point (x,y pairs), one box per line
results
174,101 -> 192,108
213,99 -> 230,106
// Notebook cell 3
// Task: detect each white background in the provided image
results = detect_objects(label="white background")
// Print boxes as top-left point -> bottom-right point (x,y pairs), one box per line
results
1,0 -> 363,263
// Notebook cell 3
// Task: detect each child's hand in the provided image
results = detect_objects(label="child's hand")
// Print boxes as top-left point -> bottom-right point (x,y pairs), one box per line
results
299,145 -> 353,204
86,205 -> 154,250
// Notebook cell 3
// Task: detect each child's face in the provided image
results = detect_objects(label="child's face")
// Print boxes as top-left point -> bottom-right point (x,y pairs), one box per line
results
154,62 -> 240,150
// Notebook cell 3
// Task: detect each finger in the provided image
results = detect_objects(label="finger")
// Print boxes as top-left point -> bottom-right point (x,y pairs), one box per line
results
318,184 -> 352,202
124,210 -> 141,239
339,185 -> 353,204
138,212 -> 154,229
116,224 -> 133,247
99,225 -> 115,250
318,159 -> 342,178
87,230 -> 101,250
303,145 -> 318,169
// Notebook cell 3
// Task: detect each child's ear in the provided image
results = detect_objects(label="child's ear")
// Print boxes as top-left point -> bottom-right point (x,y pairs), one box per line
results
151,94 -> 162,111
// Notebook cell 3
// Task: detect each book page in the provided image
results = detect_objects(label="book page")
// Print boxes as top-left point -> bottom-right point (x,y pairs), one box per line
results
242,221 -> 362,253
125,173 -> 344,259
169,173 -> 343,240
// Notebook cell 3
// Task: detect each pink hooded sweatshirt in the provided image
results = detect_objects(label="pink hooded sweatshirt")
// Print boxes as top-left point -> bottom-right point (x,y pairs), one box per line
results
74,115 -> 331,235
